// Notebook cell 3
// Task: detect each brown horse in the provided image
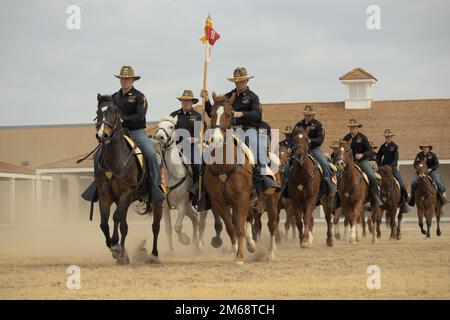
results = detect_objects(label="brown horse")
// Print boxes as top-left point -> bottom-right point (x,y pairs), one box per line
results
94,94 -> 163,264
204,93 -> 279,264
379,165 -> 403,240
335,141 -> 370,243
288,127 -> 334,248
415,161 -> 443,238
278,143 -> 297,241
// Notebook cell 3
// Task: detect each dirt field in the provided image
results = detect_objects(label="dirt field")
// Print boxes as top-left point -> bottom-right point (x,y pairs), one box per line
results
0,214 -> 449,300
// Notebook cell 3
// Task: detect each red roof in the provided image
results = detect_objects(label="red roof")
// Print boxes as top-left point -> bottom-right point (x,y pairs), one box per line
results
339,67 -> 378,81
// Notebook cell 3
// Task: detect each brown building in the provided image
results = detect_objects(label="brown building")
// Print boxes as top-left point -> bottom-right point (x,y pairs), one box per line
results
1,67 -> 449,223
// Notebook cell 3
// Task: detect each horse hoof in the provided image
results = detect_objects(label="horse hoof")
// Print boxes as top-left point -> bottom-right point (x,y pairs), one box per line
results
211,236 -> 223,248
334,233 -> 341,241
268,251 -> 276,261
396,234 -> 402,240
376,233 -> 382,239
178,233 -> 190,246
437,229 -> 441,237
197,241 -> 205,253
234,260 -> 244,266
327,238 -> 334,247
372,238 -> 377,244
111,245 -> 123,259
420,229 -> 427,235
300,242 -> 312,249
356,235 -> 362,242
146,254 -> 161,264
349,237 -> 356,244
116,254 -> 130,265
246,240 -> 256,253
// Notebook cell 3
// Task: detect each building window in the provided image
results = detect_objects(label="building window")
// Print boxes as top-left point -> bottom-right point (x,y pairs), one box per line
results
349,83 -> 367,99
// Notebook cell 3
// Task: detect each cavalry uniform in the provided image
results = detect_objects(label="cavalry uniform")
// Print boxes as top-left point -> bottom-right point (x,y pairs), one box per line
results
376,129 -> 411,212
170,90 -> 205,188
204,67 -> 279,194
279,126 -> 294,149
342,119 -> 382,208
410,142 -> 447,206
293,105 -> 337,195
329,141 -> 340,165
93,66 -> 164,204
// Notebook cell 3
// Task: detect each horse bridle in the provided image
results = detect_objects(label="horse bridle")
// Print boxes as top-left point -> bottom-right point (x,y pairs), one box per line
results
95,105 -> 122,144
155,119 -> 177,149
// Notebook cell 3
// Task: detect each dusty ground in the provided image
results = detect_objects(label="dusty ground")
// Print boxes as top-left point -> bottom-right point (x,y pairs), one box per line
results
0,213 -> 449,300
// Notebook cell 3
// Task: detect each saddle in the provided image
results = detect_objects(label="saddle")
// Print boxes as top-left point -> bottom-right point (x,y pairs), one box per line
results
307,154 -> 338,186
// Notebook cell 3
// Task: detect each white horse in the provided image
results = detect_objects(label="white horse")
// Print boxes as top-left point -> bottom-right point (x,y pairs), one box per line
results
154,115 -> 208,253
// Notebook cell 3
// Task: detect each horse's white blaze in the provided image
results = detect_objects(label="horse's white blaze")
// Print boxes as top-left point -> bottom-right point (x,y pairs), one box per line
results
210,106 -> 224,146
299,134 -> 303,139
340,147 -> 344,152
97,122 -> 105,138
101,106 -> 109,112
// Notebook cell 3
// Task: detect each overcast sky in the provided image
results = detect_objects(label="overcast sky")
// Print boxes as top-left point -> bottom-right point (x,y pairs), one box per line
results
0,0 -> 449,126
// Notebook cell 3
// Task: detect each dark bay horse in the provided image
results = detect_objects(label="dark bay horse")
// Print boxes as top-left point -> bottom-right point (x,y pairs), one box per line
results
415,161 -> 442,238
204,93 -> 279,264
94,94 -> 163,264
278,143 -> 297,241
379,165 -> 403,240
288,127 -> 334,248
335,141 -> 370,244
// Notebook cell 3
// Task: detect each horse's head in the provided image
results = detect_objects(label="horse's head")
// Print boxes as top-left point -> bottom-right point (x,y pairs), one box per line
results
416,160 -> 429,179
154,115 -> 178,148
292,126 -> 310,164
95,94 -> 122,144
207,92 -> 236,147
278,144 -> 290,172
336,140 -> 353,172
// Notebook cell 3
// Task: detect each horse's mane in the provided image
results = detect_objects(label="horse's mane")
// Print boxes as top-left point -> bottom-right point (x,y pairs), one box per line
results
160,115 -> 177,125
97,94 -> 115,107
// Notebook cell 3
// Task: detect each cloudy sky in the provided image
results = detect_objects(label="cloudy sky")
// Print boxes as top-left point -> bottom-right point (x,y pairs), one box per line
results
0,0 -> 449,126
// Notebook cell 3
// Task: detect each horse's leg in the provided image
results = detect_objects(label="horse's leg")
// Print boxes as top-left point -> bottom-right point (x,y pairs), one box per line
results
110,202 -> 121,257
376,207 -> 382,240
233,193 -> 251,264
212,201 -> 236,253
284,199 -> 296,240
360,209 -> 367,239
426,207 -> 433,238
333,208 -> 341,240
275,208 -> 282,244
396,210 -> 403,240
349,205 -> 360,244
300,202 -> 315,249
98,195 -> 113,250
149,202 -> 163,263
197,210 -> 208,250
294,203 -> 303,245
185,202 -> 200,248
253,209 -> 263,242
323,197 -> 334,247
116,198 -> 131,265
389,205 -> 397,240
355,202 -> 364,242
162,204 -> 174,255
265,194 -> 279,260
418,208 -> 426,235
174,202 -> 190,246
436,204 -> 442,237
211,212 -> 224,248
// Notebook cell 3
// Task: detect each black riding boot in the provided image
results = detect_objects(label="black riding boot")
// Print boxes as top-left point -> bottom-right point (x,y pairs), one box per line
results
399,187 -> 412,213
438,192 -> 449,205
280,159 -> 292,198
196,176 -> 212,211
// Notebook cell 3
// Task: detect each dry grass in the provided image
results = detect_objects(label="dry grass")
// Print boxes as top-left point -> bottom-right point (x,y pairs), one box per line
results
0,216 -> 449,300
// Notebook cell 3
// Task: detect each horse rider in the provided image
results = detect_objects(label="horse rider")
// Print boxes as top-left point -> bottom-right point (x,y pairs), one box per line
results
86,66 -> 165,204
169,90 -> 205,203
342,119 -> 383,208
279,126 -> 294,149
409,142 -> 448,206
201,67 -> 280,194
292,105 -> 338,196
329,141 -> 340,165
376,129 -> 412,213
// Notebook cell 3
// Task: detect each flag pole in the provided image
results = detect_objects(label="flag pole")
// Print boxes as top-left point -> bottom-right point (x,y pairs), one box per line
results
198,29 -> 209,199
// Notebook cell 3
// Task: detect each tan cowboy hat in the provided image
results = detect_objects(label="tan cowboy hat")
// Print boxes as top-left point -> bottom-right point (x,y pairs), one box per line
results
329,141 -> 340,149
227,67 -> 254,82
370,141 -> 378,149
303,105 -> 316,115
383,128 -> 395,137
282,126 -> 294,134
115,65 -> 140,80
419,141 -> 433,150
177,90 -> 199,104
347,119 -> 362,128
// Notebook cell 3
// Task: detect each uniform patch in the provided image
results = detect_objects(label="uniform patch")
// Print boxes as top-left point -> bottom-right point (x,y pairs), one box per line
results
127,95 -> 136,103
242,96 -> 250,104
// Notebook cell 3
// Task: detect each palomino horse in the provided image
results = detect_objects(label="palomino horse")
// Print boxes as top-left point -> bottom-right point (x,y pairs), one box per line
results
154,116 -> 205,253
288,127 -> 335,248
94,94 -> 162,264
335,141 -> 370,244
415,161 -> 443,238
379,165 -> 403,240
204,93 -> 279,264
278,143 -> 297,241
